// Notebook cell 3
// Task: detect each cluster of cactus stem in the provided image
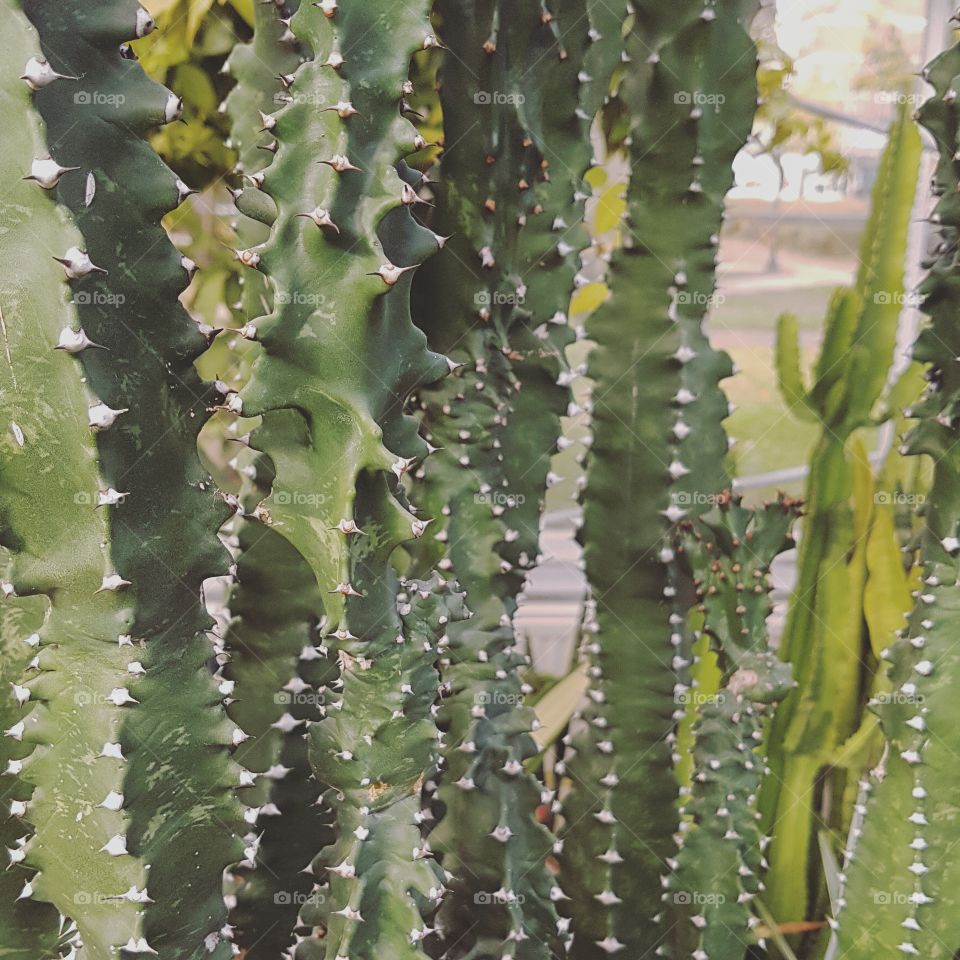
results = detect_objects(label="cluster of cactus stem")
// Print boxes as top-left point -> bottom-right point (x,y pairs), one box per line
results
7,0 -> 960,959
827,31 -> 960,960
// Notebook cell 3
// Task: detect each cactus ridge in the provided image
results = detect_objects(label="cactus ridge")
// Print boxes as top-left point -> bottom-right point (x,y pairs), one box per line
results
831,41 -> 960,960
558,3 -> 760,957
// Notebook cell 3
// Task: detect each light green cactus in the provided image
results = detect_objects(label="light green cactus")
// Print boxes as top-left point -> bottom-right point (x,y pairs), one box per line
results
762,105 -> 921,924
558,3 -> 760,957
404,0 -> 620,953
829,39 -> 960,960
9,1 -> 247,956
666,495 -> 799,960
232,2 -> 470,957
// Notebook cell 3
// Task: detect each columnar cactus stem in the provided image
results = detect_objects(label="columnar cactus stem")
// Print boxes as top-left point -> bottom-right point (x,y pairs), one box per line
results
762,105 -> 921,922
221,468 -> 336,958
17,0 -> 245,955
558,3 -> 760,956
830,40 -> 960,959
219,7 -> 337,954
666,496 -> 798,960
405,1 -> 619,954
235,3 -> 460,956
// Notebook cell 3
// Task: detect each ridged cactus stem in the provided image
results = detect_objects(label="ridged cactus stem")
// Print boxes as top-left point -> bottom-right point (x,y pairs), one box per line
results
830,39 -> 960,959
235,3 -> 462,957
558,3 -> 760,956
405,1 -> 621,954
15,1 -> 245,956
762,106 -> 921,923
666,496 -> 799,960
219,5 -> 338,953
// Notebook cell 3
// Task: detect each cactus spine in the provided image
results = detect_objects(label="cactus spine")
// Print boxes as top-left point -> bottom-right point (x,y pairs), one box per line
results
558,3 -> 760,956
234,2 -> 464,957
5,1 -> 245,956
830,39 -> 960,959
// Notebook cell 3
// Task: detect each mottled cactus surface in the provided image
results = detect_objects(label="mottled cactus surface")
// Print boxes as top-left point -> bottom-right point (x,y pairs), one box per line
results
559,3 -> 760,957
830,40 -> 960,960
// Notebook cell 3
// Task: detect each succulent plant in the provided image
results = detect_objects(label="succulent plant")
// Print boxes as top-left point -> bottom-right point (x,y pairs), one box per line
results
763,104 -> 921,923
557,2 -> 760,956
666,495 -> 799,960
404,0 -> 623,953
231,2 -> 471,956
6,2 -> 248,958
828,39 -> 960,960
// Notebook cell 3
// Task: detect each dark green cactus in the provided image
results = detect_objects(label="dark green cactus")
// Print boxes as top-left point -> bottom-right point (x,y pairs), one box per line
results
829,40 -> 960,959
218,6 -> 340,954
233,2 -> 468,956
220,460 -> 337,958
762,105 -> 921,922
11,1 -> 245,955
405,1 -> 622,953
666,496 -> 799,960
558,3 -> 760,956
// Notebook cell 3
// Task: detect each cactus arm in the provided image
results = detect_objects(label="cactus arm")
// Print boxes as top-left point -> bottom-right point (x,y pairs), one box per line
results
0,3 -> 151,953
558,4 -> 760,957
667,497 -> 799,960
234,4 -> 463,957
831,42 -> 960,959
219,6 -> 339,954
774,313 -> 818,422
21,1 -> 247,955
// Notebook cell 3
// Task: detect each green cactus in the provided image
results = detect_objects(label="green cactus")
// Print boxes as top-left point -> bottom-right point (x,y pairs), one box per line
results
404,1 -> 624,953
558,3 -> 760,956
829,40 -> 960,959
666,495 -> 799,960
12,1 -> 246,955
231,2 -> 471,956
220,458 -> 337,958
217,6 -> 341,953
762,105 -> 921,923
